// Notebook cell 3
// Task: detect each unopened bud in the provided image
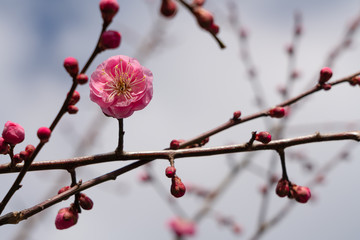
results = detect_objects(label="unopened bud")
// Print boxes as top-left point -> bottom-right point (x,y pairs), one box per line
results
255,131 -> 271,144
37,127 -> 51,143
99,30 -> 121,50
269,107 -> 285,118
79,193 -> 94,210
67,105 -> 79,114
165,166 -> 176,178
275,178 -> 290,198
171,176 -> 186,198
25,144 -> 35,157
2,121 -> 25,145
76,74 -> 88,85
0,137 -> 8,154
318,67 -> 332,83
99,0 -> 119,23
193,7 -> 214,29
63,57 -> 79,78
68,91 -> 80,105
292,185 -> 311,203
160,0 -> 177,18
55,205 -> 78,230
322,83 -> 332,91
170,139 -> 180,150
19,150 -> 29,161
192,0 -> 205,6
58,186 -> 71,194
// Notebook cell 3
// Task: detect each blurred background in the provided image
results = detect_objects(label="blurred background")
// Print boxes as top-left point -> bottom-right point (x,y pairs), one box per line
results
1,0 -> 360,239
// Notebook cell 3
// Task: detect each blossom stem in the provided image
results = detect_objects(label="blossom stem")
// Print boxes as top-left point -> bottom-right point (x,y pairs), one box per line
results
277,149 -> 289,181
116,119 -> 124,154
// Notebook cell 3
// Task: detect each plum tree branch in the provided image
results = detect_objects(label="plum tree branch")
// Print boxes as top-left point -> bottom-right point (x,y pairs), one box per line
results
0,131 -> 358,174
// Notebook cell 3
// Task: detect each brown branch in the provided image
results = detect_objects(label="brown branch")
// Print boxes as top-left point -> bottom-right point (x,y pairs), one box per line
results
176,0 -> 226,49
0,131 -> 358,174
0,131 -> 358,225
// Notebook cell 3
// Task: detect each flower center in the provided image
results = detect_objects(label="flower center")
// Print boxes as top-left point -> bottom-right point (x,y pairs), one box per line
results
103,60 -> 145,102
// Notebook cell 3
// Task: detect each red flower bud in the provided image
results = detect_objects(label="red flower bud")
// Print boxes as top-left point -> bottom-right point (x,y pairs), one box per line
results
76,73 -> 88,85
233,111 -> 241,120
25,144 -> 35,157
2,121 -> 25,145
19,150 -> 29,161
292,185 -> 311,203
269,107 -> 285,118
99,30 -> 121,50
63,57 -> 79,78
255,131 -> 271,144
58,186 -> 71,194
322,83 -> 332,91
193,7 -> 214,29
68,91 -> 80,105
37,127 -> 51,143
99,0 -> 119,23
171,176 -> 186,198
79,193 -> 94,210
67,105 -> 79,114
55,205 -> 78,230
165,166 -> 176,178
13,153 -> 22,164
160,0 -> 177,18
318,67 -> 332,83
170,139 -> 180,150
0,137 -> 8,154
208,23 -> 219,35
192,0 -> 205,6
275,178 -> 290,198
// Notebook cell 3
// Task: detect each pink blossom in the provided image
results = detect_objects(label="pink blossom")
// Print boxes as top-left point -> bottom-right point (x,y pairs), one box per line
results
89,55 -> 153,119
2,121 -> 25,145
168,217 -> 196,237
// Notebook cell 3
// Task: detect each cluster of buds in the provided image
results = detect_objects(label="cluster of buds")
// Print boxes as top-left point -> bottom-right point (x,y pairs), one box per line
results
63,57 -> 90,86
58,186 -> 94,211
12,144 -> 36,164
193,5 -> 219,35
255,131 -> 272,144
165,166 -> 186,198
167,217 -> 196,237
318,67 -> 333,90
66,89 -> 81,114
0,121 -> 32,165
55,187 -> 94,230
275,178 -> 311,204
349,76 -> 360,86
